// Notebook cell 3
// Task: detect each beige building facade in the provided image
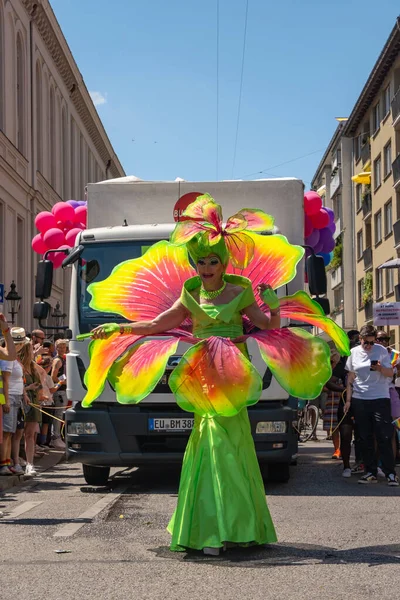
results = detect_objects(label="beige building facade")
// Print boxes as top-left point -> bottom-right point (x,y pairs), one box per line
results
0,0 -> 124,330
311,124 -> 357,333
344,19 -> 400,345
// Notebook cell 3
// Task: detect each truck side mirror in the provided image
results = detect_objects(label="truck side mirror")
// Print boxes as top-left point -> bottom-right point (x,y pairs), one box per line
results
313,296 -> 330,316
35,260 -> 53,299
306,255 -> 327,296
33,301 -> 50,320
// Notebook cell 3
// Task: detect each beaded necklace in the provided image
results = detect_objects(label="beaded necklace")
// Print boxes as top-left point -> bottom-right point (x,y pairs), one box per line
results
199,280 -> 226,300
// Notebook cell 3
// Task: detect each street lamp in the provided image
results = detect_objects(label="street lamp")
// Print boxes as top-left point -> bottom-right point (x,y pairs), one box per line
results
51,301 -> 66,331
5,281 -> 21,326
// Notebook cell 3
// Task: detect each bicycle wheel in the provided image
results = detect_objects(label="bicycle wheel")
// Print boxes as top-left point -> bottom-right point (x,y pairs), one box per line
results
298,404 -> 319,442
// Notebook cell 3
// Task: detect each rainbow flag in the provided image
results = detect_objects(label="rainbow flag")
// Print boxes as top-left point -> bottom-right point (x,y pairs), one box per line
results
390,349 -> 400,367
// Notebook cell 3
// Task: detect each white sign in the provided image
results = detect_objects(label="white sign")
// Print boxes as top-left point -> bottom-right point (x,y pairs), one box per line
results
373,302 -> 400,325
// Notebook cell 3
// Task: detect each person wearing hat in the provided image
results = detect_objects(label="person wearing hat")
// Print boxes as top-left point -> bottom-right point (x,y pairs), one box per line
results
0,326 -> 25,475
0,314 -> 16,463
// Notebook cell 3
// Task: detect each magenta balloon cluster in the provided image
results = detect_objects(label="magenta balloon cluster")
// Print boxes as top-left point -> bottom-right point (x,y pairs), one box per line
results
303,191 -> 336,267
32,200 -> 87,269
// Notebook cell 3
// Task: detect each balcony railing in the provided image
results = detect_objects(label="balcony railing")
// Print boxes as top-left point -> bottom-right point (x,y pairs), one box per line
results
393,154 -> 400,188
361,143 -> 371,165
362,193 -> 372,218
363,247 -> 372,270
391,86 -> 400,126
393,219 -> 400,248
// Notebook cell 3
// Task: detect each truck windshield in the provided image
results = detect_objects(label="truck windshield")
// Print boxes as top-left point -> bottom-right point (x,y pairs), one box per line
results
77,240 -> 160,333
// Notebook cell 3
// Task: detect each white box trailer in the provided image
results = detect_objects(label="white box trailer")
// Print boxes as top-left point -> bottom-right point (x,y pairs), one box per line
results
64,178 -> 306,485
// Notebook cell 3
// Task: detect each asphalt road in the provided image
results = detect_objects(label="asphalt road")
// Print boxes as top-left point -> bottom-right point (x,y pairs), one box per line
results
1,437 -> 400,600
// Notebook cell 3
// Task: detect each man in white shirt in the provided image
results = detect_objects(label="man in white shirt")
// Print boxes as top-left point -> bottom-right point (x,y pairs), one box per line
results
345,325 -> 398,486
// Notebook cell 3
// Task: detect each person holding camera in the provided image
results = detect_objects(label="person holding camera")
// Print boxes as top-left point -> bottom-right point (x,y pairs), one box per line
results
345,325 -> 398,486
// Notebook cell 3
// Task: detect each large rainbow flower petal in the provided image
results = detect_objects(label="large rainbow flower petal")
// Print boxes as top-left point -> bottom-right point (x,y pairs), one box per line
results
82,333 -> 142,407
250,327 -> 332,399
109,338 -> 181,404
182,194 -> 216,220
225,209 -> 274,233
279,291 -> 350,356
169,336 -> 262,417
170,220 -> 216,245
87,241 -> 196,322
227,232 -> 304,290
224,231 -> 255,269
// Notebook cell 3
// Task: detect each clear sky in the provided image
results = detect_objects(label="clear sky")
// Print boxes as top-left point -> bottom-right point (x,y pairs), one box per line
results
52,0 -> 399,188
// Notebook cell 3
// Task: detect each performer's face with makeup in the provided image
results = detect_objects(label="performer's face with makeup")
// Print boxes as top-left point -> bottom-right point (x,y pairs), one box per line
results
197,254 -> 224,285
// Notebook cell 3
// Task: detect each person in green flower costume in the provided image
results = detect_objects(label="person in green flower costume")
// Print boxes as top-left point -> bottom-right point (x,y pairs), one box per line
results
82,194 -> 350,555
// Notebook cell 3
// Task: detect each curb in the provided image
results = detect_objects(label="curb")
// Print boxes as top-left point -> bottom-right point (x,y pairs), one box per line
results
0,449 -> 66,493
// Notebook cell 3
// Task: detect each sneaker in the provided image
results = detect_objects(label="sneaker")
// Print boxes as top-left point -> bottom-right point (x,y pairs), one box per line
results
358,472 -> 378,484
377,467 -> 386,479
19,458 -> 27,467
332,450 -> 341,460
9,465 -> 24,475
25,464 -> 37,477
387,473 -> 399,487
351,463 -> 364,475
50,438 -> 66,450
342,468 -> 351,478
0,465 -> 14,476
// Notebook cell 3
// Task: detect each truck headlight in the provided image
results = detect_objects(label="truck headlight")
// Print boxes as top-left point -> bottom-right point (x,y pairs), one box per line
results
256,421 -> 287,434
68,422 -> 98,435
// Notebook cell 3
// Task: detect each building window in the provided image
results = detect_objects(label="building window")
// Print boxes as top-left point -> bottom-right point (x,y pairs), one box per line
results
61,108 -> 68,199
70,119 -> 76,197
16,34 -> 25,154
354,135 -> 361,162
358,278 -> 364,308
365,221 -> 372,248
80,134 -> 85,198
356,184 -> 362,211
334,287 -> 344,311
372,102 -> 380,134
376,268 -> 383,300
374,210 -> 382,245
383,84 -> 391,117
374,155 -> 382,190
35,62 -> 42,172
357,230 -> 363,260
16,216 -> 24,304
383,141 -> 392,178
49,87 -> 56,187
386,268 -> 394,296
384,200 -> 393,237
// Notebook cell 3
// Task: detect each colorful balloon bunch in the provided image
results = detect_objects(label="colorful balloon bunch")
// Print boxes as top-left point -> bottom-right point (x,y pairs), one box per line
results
304,191 -> 336,267
32,200 -> 87,268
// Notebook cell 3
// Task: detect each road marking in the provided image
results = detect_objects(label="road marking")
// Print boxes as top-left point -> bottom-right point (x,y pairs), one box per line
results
6,501 -> 43,518
53,485 -> 128,537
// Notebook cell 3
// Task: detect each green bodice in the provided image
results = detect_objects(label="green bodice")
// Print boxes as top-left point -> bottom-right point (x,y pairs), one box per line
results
180,274 -> 256,340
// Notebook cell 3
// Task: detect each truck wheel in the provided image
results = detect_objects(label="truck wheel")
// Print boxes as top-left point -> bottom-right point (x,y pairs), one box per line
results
267,463 -> 290,483
82,464 -> 110,486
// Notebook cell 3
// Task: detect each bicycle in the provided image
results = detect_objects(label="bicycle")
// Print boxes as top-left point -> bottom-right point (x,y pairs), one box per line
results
296,400 -> 319,443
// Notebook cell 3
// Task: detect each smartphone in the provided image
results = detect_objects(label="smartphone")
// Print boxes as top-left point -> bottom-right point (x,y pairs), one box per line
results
370,360 -> 378,371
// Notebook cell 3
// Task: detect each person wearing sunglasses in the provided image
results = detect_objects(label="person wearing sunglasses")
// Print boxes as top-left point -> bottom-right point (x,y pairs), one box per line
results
345,325 -> 398,486
376,331 -> 400,464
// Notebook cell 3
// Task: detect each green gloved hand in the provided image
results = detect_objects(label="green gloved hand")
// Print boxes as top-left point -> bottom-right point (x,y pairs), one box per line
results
260,286 -> 280,310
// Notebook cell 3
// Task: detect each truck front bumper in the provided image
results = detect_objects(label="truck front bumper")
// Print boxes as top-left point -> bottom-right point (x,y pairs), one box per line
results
65,402 -> 297,467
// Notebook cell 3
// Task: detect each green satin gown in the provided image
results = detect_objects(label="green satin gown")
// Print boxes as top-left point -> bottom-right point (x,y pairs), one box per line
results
167,275 -> 277,551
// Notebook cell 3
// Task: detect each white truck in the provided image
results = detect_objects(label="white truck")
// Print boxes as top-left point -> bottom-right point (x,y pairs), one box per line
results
35,178 -> 323,486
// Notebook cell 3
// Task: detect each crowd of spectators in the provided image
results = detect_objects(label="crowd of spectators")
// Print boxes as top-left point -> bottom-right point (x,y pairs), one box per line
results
0,320 -> 69,478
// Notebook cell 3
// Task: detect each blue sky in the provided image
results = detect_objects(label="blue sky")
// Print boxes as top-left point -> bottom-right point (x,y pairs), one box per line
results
52,0 -> 399,187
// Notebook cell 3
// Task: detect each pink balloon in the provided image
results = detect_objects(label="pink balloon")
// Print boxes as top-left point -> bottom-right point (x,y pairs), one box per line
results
74,205 -> 87,227
310,208 -> 330,230
52,202 -> 76,224
304,192 -> 322,216
43,227 -> 65,249
35,211 -> 57,234
31,233 -> 47,254
65,227 -> 83,247
48,245 -> 69,269
304,214 -> 313,238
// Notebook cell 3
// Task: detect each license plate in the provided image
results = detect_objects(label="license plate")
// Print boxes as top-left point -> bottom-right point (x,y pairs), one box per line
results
148,418 -> 194,432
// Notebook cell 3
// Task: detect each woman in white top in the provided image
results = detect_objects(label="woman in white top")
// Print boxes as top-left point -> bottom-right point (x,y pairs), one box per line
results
345,324 -> 398,486
0,355 -> 25,475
